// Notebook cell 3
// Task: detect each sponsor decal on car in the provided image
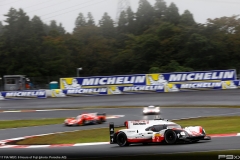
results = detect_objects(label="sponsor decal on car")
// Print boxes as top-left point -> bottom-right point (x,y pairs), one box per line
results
130,120 -> 150,125
153,133 -> 162,142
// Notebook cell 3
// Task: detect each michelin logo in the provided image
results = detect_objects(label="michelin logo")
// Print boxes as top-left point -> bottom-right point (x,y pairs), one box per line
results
66,88 -> 107,94
62,78 -> 81,89
147,74 -> 179,92
222,81 -> 237,89
82,76 -> 145,86
123,85 -> 164,91
108,87 -> 122,94
165,83 -> 179,92
52,89 -> 66,97
181,82 -> 222,89
147,74 -> 168,86
168,70 -> 235,82
5,91 -> 45,97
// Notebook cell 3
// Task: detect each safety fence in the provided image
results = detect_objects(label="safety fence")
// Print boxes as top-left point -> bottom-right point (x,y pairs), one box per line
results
1,69 -> 240,100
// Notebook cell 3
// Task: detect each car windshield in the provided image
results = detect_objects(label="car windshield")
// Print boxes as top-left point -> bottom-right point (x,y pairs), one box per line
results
167,124 -> 182,129
148,106 -> 155,108
76,115 -> 82,120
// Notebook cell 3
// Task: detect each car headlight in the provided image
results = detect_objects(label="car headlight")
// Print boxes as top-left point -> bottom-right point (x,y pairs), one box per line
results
180,132 -> 186,136
203,129 -> 206,134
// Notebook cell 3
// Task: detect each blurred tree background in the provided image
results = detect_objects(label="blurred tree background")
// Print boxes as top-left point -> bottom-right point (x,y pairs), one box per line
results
0,0 -> 240,87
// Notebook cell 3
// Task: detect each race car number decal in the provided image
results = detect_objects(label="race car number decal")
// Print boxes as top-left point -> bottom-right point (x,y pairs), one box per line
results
155,133 -> 161,137
153,133 -> 162,142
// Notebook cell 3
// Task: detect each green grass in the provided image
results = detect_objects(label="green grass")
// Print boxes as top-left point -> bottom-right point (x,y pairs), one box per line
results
0,118 -> 66,129
14,116 -> 240,145
174,116 -> 240,134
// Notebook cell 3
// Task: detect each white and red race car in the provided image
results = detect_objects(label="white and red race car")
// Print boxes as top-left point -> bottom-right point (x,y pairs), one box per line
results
143,105 -> 160,115
64,113 -> 106,126
109,118 -> 211,147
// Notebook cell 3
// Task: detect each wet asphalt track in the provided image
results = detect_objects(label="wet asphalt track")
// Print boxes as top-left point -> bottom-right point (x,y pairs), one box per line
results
1,107 -> 240,120
1,89 -> 240,110
0,90 -> 240,158
1,107 -> 240,140
1,137 -> 240,159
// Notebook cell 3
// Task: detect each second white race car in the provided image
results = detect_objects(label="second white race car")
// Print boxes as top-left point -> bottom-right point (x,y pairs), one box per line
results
143,105 -> 160,115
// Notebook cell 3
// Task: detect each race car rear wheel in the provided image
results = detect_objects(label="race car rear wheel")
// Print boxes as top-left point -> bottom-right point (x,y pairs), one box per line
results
81,120 -> 86,126
97,118 -> 103,124
116,132 -> 129,147
164,129 -> 177,144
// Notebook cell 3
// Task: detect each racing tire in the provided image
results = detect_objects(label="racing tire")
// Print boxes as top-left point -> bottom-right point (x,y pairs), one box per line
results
164,129 -> 177,144
81,120 -> 86,126
97,118 -> 103,124
116,132 -> 129,147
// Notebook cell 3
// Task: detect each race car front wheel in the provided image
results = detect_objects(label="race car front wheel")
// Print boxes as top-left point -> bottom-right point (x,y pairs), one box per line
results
164,129 -> 177,144
116,132 -> 129,147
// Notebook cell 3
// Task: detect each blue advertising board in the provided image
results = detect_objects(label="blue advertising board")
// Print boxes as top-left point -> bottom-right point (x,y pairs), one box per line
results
162,69 -> 236,82
0,90 -> 47,99
0,92 -> 4,100
60,69 -> 236,89
57,69 -> 238,96
62,87 -> 108,96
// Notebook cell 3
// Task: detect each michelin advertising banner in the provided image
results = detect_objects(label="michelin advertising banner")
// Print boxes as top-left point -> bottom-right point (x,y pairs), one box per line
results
0,90 -> 47,100
57,69 -> 239,97
0,92 -> 4,100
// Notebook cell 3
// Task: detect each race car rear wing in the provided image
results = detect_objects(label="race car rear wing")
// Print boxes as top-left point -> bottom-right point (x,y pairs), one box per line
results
109,122 -> 126,144
96,113 -> 106,116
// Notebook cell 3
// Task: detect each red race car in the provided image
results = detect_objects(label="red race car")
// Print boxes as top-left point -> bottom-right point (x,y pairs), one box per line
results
64,113 -> 106,126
